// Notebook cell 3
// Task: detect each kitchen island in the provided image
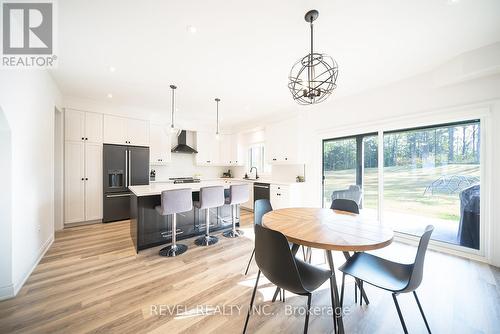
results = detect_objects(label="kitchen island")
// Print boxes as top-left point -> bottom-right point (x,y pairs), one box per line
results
129,181 -> 247,253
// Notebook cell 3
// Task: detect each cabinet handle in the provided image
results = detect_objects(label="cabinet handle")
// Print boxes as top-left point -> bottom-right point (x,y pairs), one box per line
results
272,158 -> 276,161
81,137 -> 84,140
85,178 -> 88,180
81,178 -> 84,181
284,157 -> 287,160
85,138 -> 88,141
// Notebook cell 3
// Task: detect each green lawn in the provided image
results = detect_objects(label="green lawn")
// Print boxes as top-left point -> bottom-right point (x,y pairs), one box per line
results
323,164 -> 480,221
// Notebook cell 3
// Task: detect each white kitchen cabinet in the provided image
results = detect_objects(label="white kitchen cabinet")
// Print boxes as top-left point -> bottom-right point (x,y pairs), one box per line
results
127,118 -> 150,146
84,143 -> 103,221
103,115 -> 127,145
150,124 -> 171,165
270,183 -> 305,209
85,112 -> 103,143
266,117 -> 304,165
65,109 -> 103,143
64,141 -> 86,223
64,141 -> 103,224
196,131 -> 220,165
65,109 -> 85,142
64,110 -> 104,225
218,134 -> 241,166
103,115 -> 149,146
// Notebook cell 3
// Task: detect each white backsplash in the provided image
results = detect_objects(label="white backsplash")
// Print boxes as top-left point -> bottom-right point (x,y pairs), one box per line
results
151,154 -> 226,181
232,164 -> 306,182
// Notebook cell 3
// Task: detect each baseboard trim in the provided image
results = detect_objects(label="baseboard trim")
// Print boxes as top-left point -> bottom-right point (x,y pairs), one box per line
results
0,284 -> 15,301
64,219 -> 102,228
10,234 -> 54,298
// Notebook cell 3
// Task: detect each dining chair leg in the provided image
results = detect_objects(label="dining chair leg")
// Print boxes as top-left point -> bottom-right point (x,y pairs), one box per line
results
342,251 -> 369,305
304,293 -> 312,334
413,291 -> 432,333
392,293 -> 408,334
244,248 -> 255,276
354,281 -> 358,303
243,270 -> 261,334
272,287 -> 280,303
340,273 -> 345,308
360,281 -> 363,306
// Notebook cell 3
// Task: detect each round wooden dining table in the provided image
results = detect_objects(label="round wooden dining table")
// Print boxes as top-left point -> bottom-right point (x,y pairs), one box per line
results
262,207 -> 394,334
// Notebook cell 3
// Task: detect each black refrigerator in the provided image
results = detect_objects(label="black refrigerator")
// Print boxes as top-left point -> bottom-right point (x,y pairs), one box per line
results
103,144 -> 149,223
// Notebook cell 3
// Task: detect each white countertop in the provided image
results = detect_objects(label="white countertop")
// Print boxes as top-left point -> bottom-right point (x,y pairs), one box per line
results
129,180 -> 248,197
219,178 -> 306,186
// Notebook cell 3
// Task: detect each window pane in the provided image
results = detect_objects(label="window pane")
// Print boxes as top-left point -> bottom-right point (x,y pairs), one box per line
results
362,135 -> 378,220
323,138 -> 357,208
383,121 -> 480,249
323,134 -> 378,219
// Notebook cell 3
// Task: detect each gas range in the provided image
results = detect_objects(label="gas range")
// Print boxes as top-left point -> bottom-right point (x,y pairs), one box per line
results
169,177 -> 201,184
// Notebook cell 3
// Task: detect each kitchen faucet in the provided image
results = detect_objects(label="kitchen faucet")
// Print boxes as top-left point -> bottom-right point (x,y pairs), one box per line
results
249,167 -> 259,179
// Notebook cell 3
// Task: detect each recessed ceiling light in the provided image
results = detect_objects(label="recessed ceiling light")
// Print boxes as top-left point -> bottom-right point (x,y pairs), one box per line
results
447,0 -> 459,4
109,66 -> 116,72
107,93 -> 113,98
186,25 -> 197,34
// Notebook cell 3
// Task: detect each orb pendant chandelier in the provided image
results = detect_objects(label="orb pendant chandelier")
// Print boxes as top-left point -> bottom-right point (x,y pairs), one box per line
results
288,10 -> 338,105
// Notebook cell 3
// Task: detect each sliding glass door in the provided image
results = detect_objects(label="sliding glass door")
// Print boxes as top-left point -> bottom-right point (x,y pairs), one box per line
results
383,120 -> 480,249
322,119 -> 481,251
322,133 -> 378,219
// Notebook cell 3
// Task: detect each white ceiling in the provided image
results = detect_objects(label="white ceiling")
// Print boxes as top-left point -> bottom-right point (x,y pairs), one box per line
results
51,0 -> 500,128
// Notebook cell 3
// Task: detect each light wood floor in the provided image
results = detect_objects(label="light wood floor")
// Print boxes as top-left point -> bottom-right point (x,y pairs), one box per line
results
1,210 -> 499,334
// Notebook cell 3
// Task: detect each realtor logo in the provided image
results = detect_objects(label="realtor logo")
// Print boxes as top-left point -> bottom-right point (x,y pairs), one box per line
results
1,1 -> 56,67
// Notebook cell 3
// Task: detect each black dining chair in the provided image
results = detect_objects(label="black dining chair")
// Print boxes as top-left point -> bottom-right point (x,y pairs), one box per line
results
330,198 -> 360,214
244,199 -> 273,275
339,225 -> 434,334
330,198 -> 367,305
243,223 -> 336,334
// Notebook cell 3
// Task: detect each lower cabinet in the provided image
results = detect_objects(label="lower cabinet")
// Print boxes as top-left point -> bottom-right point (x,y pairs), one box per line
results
64,141 -> 103,224
270,183 -> 305,210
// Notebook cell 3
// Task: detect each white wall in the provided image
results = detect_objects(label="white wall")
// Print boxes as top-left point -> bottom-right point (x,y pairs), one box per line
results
0,108 -> 13,299
0,70 -> 62,299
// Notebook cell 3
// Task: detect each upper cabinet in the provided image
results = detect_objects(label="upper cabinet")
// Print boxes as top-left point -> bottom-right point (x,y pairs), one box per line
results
65,109 -> 103,143
103,115 -> 149,146
195,132 -> 241,166
266,117 -> 304,165
219,134 -> 242,166
150,124 -> 172,165
196,131 -> 219,165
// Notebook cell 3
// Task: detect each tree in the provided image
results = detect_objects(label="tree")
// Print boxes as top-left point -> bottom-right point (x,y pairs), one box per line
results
448,127 -> 454,163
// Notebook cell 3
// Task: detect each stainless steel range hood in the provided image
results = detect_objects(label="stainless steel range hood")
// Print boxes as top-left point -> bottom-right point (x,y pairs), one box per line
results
171,130 -> 198,154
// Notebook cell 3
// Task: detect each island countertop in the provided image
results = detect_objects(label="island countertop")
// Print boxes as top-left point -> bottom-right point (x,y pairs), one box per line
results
129,180 -> 247,197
